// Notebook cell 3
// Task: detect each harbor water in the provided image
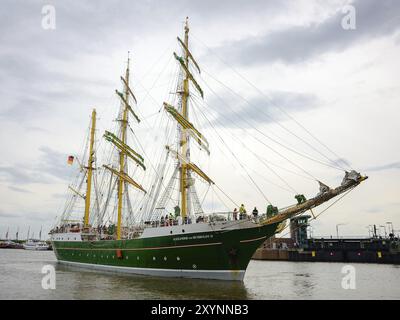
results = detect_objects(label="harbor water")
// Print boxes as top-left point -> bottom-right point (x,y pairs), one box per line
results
0,249 -> 399,299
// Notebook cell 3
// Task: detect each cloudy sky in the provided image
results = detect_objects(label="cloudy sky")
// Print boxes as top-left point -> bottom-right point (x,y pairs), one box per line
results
0,0 -> 399,239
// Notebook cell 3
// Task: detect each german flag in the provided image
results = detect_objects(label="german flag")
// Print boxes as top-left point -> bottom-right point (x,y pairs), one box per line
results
67,155 -> 74,165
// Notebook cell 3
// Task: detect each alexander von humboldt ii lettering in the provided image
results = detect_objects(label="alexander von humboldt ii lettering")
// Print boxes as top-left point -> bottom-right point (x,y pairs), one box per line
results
50,18 -> 367,281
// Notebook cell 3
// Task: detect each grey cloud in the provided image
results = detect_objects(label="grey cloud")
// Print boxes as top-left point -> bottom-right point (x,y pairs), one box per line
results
0,210 -> 21,218
0,0 -> 292,126
37,146 -> 73,181
8,186 -> 32,193
209,91 -> 319,128
366,162 -> 400,172
0,166 -> 45,184
0,146 -> 71,185
218,0 -> 400,65
52,193 -> 67,199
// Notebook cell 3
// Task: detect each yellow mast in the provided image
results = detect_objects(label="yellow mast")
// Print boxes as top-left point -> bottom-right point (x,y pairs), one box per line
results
84,108 -> 96,228
180,18 -> 190,221
117,54 -> 130,240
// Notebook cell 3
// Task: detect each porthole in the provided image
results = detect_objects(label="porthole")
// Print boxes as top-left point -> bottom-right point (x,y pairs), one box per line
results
182,229 -> 185,233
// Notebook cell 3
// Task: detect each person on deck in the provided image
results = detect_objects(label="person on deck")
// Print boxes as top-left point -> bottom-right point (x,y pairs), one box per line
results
233,208 -> 238,221
239,204 -> 247,220
252,207 -> 258,219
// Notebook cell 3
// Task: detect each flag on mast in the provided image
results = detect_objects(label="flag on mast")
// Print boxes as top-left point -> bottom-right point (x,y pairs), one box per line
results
67,155 -> 74,165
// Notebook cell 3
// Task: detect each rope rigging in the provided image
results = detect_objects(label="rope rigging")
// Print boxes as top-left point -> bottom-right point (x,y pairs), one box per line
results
191,33 -> 352,172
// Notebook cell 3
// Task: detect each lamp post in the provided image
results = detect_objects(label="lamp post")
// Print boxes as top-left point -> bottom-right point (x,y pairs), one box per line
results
386,222 -> 394,235
366,226 -> 371,238
336,223 -> 345,239
380,225 -> 387,238
309,226 -> 314,239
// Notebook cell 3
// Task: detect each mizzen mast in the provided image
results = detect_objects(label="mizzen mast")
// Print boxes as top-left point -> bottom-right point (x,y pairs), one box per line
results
116,55 -> 131,240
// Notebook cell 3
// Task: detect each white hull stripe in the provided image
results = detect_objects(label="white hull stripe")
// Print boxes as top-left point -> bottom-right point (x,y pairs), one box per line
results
239,235 -> 266,243
58,260 -> 246,281
54,241 -> 223,251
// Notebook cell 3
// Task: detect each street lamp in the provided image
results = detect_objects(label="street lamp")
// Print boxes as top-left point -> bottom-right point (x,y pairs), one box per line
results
380,225 -> 387,238
308,226 -> 314,239
386,222 -> 394,235
336,223 -> 345,239
365,226 -> 371,238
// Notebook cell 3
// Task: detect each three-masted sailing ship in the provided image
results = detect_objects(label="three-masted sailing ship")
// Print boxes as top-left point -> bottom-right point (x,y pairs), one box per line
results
50,19 -> 367,281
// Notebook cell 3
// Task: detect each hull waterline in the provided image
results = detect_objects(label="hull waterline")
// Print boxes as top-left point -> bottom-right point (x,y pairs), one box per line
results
52,222 -> 280,281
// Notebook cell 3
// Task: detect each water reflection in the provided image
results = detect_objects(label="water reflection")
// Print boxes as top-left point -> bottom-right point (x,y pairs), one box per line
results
56,264 -> 249,300
1,250 -> 399,300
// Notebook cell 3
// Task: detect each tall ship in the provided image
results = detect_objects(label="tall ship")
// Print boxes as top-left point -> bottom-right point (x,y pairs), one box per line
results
50,19 -> 367,281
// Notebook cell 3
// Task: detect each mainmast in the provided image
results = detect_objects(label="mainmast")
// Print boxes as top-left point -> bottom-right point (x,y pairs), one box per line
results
180,18 -> 190,220
103,53 -> 146,239
163,17 -> 213,222
84,108 -> 96,228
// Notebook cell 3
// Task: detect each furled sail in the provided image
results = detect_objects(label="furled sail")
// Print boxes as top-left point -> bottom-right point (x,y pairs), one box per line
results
164,102 -> 210,154
177,36 -> 201,74
173,52 -> 204,98
103,130 -> 146,170
103,165 -> 146,193
115,90 -> 140,123
120,76 -> 137,104
166,146 -> 213,184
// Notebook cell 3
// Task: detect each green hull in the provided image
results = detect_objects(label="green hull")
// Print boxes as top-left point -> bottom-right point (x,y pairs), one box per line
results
53,222 -> 280,281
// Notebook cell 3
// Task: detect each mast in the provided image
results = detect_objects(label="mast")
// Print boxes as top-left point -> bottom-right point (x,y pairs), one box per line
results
117,54 -> 130,240
180,18 -> 190,220
163,18 -> 212,221
102,53 -> 146,238
84,108 -> 96,228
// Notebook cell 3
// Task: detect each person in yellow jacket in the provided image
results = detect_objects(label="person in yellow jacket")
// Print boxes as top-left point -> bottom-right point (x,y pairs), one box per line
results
239,204 -> 247,220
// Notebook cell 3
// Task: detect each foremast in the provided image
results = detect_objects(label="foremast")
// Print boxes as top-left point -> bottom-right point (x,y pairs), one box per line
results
83,108 -> 96,229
